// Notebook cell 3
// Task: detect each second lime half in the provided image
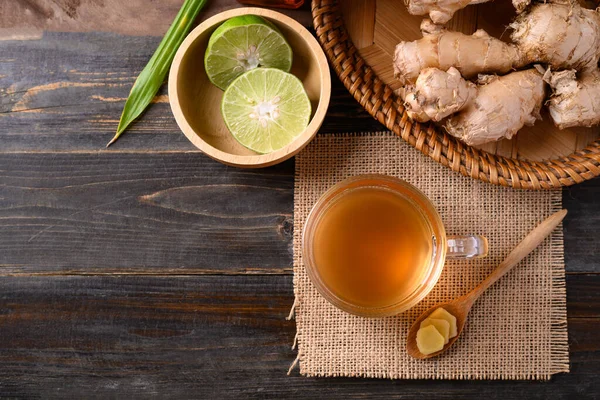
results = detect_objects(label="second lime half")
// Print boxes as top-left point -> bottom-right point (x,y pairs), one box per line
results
221,68 -> 311,154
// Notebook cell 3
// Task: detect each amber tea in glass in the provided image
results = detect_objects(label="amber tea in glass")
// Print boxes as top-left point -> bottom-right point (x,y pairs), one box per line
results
302,175 -> 487,317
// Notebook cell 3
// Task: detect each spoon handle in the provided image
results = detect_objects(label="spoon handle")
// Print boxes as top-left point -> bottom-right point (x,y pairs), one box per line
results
464,209 -> 567,305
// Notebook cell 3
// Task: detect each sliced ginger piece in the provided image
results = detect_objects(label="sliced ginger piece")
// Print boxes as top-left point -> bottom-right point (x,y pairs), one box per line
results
416,325 -> 445,355
420,318 -> 450,344
429,308 -> 458,338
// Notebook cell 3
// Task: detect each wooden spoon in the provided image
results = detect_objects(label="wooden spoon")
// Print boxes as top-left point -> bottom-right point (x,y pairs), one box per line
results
406,209 -> 568,359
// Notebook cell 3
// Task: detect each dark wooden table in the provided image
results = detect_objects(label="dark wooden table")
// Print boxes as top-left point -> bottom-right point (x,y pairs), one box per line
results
1,1 -> 598,398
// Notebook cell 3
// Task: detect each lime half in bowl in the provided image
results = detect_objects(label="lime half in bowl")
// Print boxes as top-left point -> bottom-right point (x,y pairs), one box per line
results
221,68 -> 311,154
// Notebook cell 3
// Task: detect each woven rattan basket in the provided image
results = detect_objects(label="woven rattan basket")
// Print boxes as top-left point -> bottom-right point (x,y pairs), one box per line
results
311,0 -> 600,189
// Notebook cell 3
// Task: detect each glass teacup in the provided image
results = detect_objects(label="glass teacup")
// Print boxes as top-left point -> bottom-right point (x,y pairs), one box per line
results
302,174 -> 488,317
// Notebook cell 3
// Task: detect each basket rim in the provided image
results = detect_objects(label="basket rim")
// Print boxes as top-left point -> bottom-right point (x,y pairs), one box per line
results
311,0 -> 600,189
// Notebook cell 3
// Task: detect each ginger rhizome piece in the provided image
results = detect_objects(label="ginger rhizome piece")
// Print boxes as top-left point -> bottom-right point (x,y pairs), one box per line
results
395,0 -> 600,143
415,307 -> 459,355
404,68 -> 545,146
445,69 -> 545,146
544,69 -> 600,129
511,3 -> 600,72
428,307 -> 458,338
416,324 -> 445,355
420,318 -> 451,344
405,0 -> 489,25
403,67 -> 477,122
512,3 -> 600,130
393,21 -> 524,85
405,0 -> 532,25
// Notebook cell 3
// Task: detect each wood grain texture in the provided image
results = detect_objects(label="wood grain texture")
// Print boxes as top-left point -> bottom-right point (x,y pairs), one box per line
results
0,0 -> 312,39
0,32 -> 380,152
0,153 -> 294,274
563,178 -> 600,274
0,274 -> 597,398
0,3 -> 599,397
1,152 -> 598,274
446,5 -> 478,34
340,0 -> 376,49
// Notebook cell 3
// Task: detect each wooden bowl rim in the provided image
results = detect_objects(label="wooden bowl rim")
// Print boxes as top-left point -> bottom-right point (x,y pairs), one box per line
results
311,0 -> 600,189
169,7 -> 331,168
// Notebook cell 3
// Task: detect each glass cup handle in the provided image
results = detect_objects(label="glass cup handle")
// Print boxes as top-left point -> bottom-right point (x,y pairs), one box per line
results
446,235 -> 488,259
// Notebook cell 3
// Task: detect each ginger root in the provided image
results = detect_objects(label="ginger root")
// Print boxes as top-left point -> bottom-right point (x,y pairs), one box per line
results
395,1 -> 600,145
405,0 -> 531,24
405,0 -> 489,25
544,69 -> 600,129
511,3 -> 600,71
403,67 -> 545,145
513,3 -> 600,129
420,318 -> 450,344
429,307 -> 458,338
395,3 -> 600,85
393,23 -> 524,84
416,324 -> 445,355
443,69 -> 545,146
403,67 -> 477,122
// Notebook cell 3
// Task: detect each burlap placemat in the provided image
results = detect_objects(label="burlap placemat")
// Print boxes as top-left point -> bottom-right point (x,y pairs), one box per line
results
290,132 -> 569,380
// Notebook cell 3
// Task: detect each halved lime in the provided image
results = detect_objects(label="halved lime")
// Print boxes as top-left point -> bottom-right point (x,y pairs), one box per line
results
205,15 -> 293,90
221,68 -> 311,154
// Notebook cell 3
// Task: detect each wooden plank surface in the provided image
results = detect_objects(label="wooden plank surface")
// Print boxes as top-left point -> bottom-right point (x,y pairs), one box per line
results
1,0 -> 600,397
0,0 -> 311,39
0,32 -> 375,152
563,179 -> 600,274
0,275 -> 597,398
1,152 -> 599,274
0,153 -> 294,274
0,152 -> 598,274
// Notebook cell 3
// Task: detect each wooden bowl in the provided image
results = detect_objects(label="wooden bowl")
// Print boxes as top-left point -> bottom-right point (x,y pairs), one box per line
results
169,7 -> 331,168
312,0 -> 600,189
